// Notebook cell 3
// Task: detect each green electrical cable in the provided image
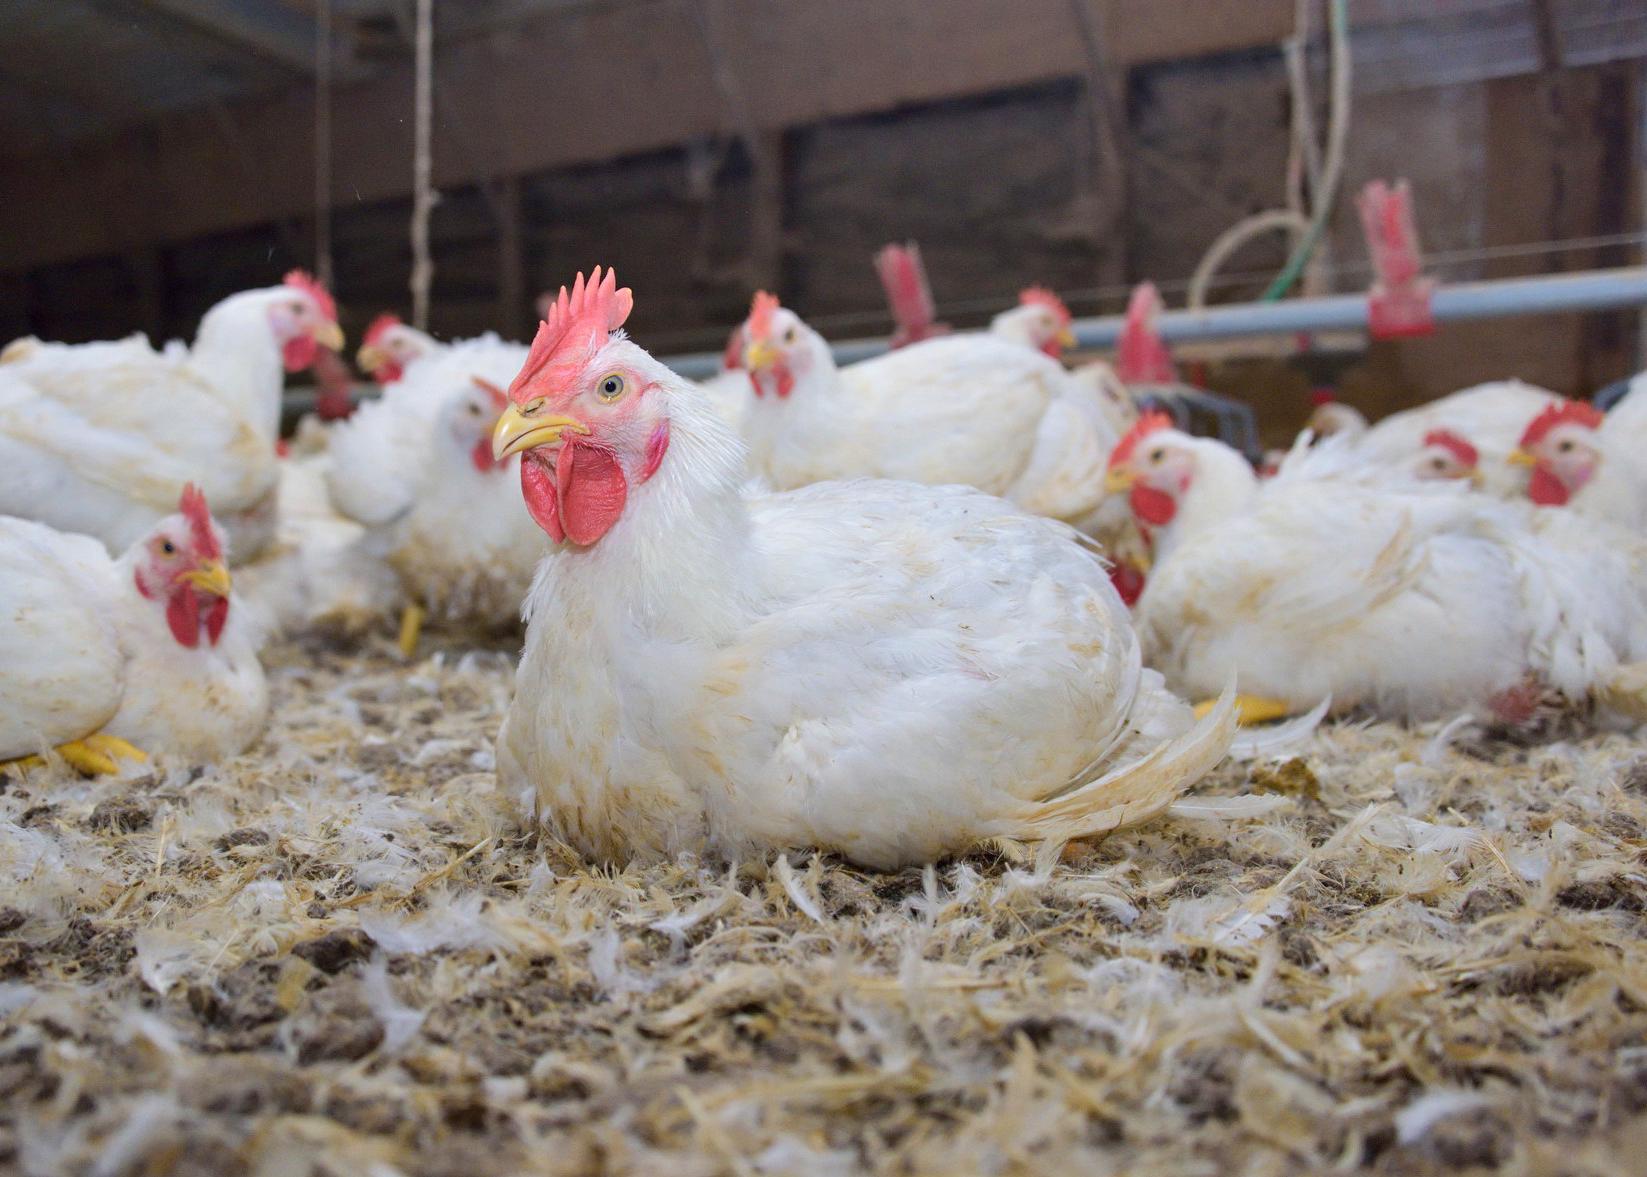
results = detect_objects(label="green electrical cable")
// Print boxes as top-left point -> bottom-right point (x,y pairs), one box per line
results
1260,0 -> 1349,303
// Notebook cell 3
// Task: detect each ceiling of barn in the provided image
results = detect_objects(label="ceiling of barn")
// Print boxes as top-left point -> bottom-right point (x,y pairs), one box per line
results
2,0 -> 1644,165
0,0 -> 621,158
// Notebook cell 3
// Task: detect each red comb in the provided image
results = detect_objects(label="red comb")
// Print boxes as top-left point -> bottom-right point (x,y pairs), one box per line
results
1019,286 -> 1072,327
1108,410 -> 1175,469
747,290 -> 781,343
283,270 -> 337,323
508,267 -> 634,406
875,242 -> 949,348
1423,429 -> 1478,468
1520,400 -> 1604,448
1310,388 -> 1338,407
178,483 -> 221,560
364,312 -> 402,346
1116,283 -> 1176,385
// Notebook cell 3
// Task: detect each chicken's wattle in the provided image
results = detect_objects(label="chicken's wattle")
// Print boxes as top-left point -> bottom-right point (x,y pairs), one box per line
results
471,437 -> 500,474
166,586 -> 229,648
282,335 -> 319,373
1130,484 -> 1178,527
1527,465 -> 1571,507
521,441 -> 629,547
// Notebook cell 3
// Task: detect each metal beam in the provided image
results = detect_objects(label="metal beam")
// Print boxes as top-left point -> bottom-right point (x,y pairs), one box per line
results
137,0 -> 331,74
658,268 -> 1647,379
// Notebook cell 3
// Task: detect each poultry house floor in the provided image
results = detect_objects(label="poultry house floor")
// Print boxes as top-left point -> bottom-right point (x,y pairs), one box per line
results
3,630 -> 1647,1176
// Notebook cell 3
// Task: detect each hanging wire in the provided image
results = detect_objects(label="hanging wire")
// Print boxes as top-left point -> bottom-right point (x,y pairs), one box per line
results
410,0 -> 435,330
313,0 -> 334,288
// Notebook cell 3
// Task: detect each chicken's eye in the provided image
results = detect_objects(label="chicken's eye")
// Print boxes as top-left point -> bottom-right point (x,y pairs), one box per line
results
597,373 -> 626,402
1557,440 -> 1574,453
1147,449 -> 1165,464
783,327 -> 797,344
468,403 -> 484,417
160,540 -> 176,555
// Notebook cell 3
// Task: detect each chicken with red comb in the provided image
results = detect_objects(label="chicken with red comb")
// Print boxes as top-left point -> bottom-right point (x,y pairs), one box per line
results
1,486 -> 268,776
734,288 -> 1120,531
357,313 -> 440,385
1506,397 -> 1647,527
489,268 -> 1238,868
992,287 -> 1077,359
1306,380 -> 1556,499
0,272 -> 346,561
1104,422 -> 1647,726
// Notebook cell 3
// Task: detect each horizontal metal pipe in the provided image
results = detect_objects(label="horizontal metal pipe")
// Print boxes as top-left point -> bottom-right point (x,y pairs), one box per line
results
661,266 -> 1647,379
283,266 -> 1647,409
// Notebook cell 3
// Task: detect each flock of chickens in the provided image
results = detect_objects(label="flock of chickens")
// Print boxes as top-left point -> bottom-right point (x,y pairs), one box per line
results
3,261 -> 1646,869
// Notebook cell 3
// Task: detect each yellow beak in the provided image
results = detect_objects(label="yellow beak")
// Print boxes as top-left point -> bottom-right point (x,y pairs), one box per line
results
357,342 -> 386,373
1057,327 -> 1077,350
744,340 -> 781,371
1508,448 -> 1538,468
1104,467 -> 1135,495
181,559 -> 232,598
492,403 -> 591,461
314,321 -> 346,352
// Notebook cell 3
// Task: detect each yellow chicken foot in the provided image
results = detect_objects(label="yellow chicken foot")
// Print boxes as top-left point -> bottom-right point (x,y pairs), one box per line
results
1,734 -> 147,778
1194,695 -> 1294,726
398,603 -> 426,659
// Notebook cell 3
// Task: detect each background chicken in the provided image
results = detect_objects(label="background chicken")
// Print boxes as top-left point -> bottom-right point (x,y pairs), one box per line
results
356,312 -> 441,386
1107,416 -> 1647,725
0,271 -> 343,562
375,377 -> 546,653
0,486 -> 268,776
489,268 -> 1235,869
326,333 -> 528,529
737,291 -> 1117,528
1308,379 -> 1555,497
1510,397 -> 1647,531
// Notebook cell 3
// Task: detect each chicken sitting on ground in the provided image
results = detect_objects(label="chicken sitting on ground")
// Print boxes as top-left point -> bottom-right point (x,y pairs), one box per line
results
1307,380 -> 1555,497
0,272 -> 344,561
1509,398 -> 1647,532
738,291 -> 1117,528
489,269 -> 1236,869
357,313 -> 441,386
1,486 -> 268,776
328,337 -> 537,653
1106,414 -> 1647,726
375,378 -> 546,653
327,334 -> 528,528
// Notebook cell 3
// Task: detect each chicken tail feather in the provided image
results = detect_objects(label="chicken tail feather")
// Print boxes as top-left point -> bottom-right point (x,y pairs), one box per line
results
1004,677 -> 1238,844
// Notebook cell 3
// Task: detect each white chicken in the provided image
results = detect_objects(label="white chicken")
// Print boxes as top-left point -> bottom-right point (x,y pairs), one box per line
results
375,378 -> 546,649
1106,414 -> 1647,725
737,291 -> 1117,527
356,312 -> 441,386
326,334 -> 528,528
0,272 -> 344,562
1509,397 -> 1647,532
1307,380 -> 1556,497
234,447 -> 399,636
0,486 -> 268,776
327,337 -> 537,652
488,268 -> 1235,869
989,287 -> 1079,359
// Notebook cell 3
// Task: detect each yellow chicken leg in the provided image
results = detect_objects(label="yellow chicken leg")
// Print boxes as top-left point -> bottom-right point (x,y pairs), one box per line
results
1,734 -> 147,778
398,603 -> 426,658
1194,695 -> 1294,726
